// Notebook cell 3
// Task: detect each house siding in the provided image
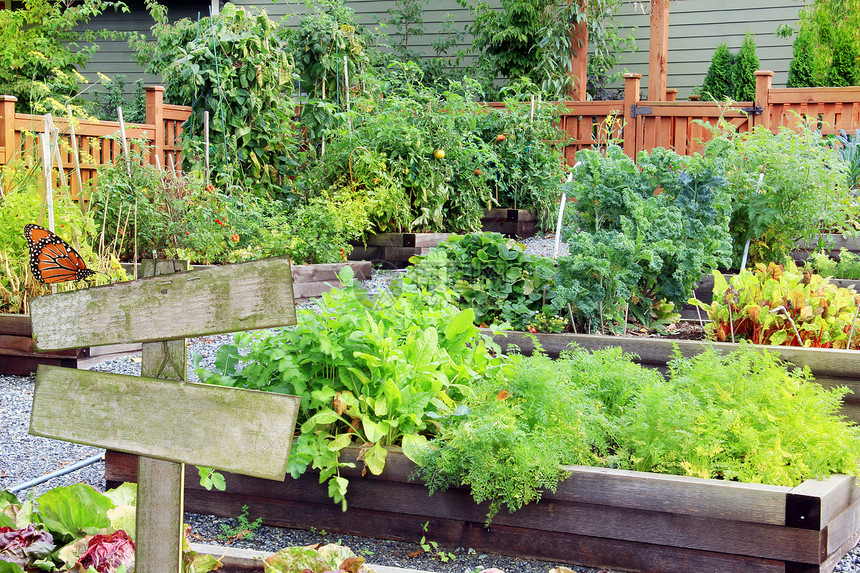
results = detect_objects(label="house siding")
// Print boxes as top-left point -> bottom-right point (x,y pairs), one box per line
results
74,0 -> 807,101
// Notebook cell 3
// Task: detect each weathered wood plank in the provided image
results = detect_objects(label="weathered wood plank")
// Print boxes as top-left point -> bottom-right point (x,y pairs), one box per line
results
290,261 -> 371,282
788,475 -> 858,530
29,365 -> 299,480
136,457 -> 184,573
29,256 -> 296,351
0,314 -> 31,336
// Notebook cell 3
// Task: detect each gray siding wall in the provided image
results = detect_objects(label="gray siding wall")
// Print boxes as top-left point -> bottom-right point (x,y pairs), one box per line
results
74,0 -> 807,102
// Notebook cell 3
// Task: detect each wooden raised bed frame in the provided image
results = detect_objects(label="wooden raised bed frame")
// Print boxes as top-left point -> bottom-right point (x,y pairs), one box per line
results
106,446 -> 860,573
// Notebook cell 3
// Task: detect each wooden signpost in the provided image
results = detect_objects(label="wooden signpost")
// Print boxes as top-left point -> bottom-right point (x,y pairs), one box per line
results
27,256 -> 301,573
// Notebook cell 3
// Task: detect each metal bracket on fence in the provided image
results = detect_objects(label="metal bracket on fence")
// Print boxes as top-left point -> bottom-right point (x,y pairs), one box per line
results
741,105 -> 764,115
630,105 -> 652,118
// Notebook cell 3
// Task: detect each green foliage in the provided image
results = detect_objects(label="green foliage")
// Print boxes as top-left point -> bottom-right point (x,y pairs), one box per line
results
133,3 -> 298,199
732,33 -> 759,102
289,0 -> 373,148
556,144 -> 732,330
700,122 -> 857,266
787,27 -> 816,88
0,160 -> 126,314
414,344 -> 860,521
263,543 -> 368,573
0,0 -> 128,115
408,232 -> 556,330
804,248 -> 860,279
699,43 -> 734,101
690,261 -> 860,348
196,266 -> 502,510
412,351 -> 610,523
218,505 -> 262,542
829,128 -> 860,189
782,0 -> 860,88
622,345 -> 860,484
88,73 -> 146,123
91,149 -> 355,265
459,0 -> 633,99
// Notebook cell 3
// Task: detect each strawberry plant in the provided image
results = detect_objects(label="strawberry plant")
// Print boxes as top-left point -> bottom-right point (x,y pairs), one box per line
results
408,232 -> 556,330
690,261 -> 860,348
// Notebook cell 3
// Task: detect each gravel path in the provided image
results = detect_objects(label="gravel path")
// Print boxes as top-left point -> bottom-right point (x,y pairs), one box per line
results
3,234 -> 860,572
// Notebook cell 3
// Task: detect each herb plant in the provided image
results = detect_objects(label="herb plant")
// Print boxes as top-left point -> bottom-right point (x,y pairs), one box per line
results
415,344 -> 860,522
196,266 -> 502,510
689,261 -> 860,348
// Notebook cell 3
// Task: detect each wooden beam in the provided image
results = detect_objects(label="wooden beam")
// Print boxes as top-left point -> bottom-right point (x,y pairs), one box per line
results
568,0 -> 589,101
29,256 -> 297,351
29,365 -> 300,479
648,0 -> 670,101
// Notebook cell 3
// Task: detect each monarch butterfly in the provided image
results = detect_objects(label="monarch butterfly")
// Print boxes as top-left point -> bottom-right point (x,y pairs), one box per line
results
24,224 -> 97,284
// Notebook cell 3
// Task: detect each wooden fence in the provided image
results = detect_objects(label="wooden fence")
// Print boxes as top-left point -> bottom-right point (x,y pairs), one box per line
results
0,87 -> 189,201
2,73 -> 860,197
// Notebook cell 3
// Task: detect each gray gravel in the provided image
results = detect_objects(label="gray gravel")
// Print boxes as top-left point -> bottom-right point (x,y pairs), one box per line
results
3,234 -> 860,572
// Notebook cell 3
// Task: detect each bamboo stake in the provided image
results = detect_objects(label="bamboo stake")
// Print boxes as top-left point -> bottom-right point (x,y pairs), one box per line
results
39,132 -> 56,295
530,94 -> 535,123
44,115 -> 67,189
134,199 -> 138,281
67,106 -> 86,212
568,303 -> 577,334
204,111 -> 210,186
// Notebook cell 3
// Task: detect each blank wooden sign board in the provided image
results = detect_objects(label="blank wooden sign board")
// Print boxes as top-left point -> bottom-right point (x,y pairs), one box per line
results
28,257 -> 301,573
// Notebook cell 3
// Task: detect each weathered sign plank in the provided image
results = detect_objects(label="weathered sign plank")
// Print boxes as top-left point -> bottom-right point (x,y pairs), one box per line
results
29,256 -> 297,351
29,365 -> 300,480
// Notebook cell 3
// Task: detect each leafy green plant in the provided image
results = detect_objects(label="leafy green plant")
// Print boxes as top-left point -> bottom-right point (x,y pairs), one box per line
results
829,128 -> 860,190
787,26 -> 816,88
689,261 -> 860,348
417,521 -> 456,563
133,3 -> 298,199
700,122 -> 857,266
218,505 -> 262,543
88,73 -> 146,124
557,144 -> 732,330
460,0 -> 634,98
699,43 -> 734,101
415,344 -> 860,522
0,483 -> 219,573
0,0 -> 128,115
803,248 -> 860,279
408,232 -> 556,330
263,543 -> 369,573
196,266 -> 502,510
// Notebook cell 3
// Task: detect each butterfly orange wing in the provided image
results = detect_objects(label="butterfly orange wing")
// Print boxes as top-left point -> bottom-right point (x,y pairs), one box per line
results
24,224 -> 96,284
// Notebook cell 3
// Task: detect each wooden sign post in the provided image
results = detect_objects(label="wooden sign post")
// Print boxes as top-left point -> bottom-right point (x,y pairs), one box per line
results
28,256 -> 301,573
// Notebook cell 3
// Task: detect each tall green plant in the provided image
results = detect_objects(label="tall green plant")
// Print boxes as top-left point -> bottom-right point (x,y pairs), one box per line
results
132,3 -> 298,199
699,43 -> 734,101
732,33 -> 759,102
0,0 -> 128,115
460,0 -> 633,99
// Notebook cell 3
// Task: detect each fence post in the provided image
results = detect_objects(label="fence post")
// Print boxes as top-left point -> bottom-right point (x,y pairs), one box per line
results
568,0 -> 589,101
754,70 -> 774,131
648,0 -> 669,101
145,86 -> 165,167
623,73 -> 642,159
0,95 -> 17,165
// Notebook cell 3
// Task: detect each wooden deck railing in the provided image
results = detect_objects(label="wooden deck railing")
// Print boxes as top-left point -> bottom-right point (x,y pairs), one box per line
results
2,73 -> 860,196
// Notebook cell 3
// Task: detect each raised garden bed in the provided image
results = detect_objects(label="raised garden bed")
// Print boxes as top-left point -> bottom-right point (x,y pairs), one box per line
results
106,446 -> 860,573
348,233 -> 451,268
490,330 -> 860,425
0,261 -> 371,375
480,208 -> 537,239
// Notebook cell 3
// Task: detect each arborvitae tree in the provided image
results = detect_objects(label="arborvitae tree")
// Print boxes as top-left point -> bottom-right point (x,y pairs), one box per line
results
829,28 -> 860,86
700,43 -> 734,101
787,28 -> 816,87
732,32 -> 759,101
